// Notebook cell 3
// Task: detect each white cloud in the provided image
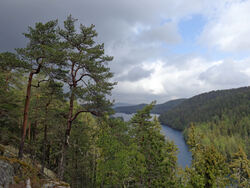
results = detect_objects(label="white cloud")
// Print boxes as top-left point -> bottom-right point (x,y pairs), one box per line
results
138,22 -> 181,44
114,57 -> 216,102
113,56 -> 250,103
200,0 -> 250,52
199,59 -> 250,88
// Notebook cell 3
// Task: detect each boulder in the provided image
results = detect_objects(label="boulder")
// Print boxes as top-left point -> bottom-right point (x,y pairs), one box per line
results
43,180 -> 70,188
0,160 -> 14,188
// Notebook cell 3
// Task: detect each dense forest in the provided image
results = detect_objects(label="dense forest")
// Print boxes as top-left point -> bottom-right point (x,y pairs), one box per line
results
159,87 -> 250,160
0,16 -> 249,187
114,98 -> 186,114
159,87 -> 250,130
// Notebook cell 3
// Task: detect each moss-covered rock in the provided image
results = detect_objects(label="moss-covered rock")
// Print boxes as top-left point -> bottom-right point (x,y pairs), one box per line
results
0,145 -> 70,187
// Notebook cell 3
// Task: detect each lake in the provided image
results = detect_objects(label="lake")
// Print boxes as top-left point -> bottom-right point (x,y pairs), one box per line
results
114,113 -> 192,168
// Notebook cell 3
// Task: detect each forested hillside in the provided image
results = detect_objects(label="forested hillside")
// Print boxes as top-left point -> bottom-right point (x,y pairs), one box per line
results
159,87 -> 250,159
114,98 -> 186,114
159,87 -> 250,130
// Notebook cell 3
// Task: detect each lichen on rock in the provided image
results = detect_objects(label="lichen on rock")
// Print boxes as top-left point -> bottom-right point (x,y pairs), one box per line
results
0,160 -> 14,187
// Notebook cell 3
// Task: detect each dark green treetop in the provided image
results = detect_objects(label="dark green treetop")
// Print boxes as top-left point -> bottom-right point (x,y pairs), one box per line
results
59,15 -> 116,115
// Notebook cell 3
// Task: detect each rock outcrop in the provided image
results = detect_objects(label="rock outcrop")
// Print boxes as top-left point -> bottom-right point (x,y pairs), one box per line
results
0,144 -> 70,188
0,160 -> 14,188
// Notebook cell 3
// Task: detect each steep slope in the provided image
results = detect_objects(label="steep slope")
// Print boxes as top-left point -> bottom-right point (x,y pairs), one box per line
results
159,86 -> 250,130
114,99 -> 186,114
0,144 -> 70,187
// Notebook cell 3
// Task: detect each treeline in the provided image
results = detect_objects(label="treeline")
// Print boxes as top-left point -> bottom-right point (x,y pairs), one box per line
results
159,87 -> 250,130
185,125 -> 249,187
114,98 -> 186,114
183,114 -> 250,160
0,16 -> 249,187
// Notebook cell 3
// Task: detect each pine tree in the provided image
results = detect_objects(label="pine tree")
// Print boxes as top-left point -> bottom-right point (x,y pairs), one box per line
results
230,147 -> 250,187
130,102 -> 179,187
96,117 -> 132,187
57,15 -> 116,179
185,125 -> 230,187
16,20 -> 66,159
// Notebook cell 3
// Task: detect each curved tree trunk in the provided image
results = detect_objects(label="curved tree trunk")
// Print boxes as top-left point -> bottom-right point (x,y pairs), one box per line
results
18,65 -> 41,159
18,72 -> 33,159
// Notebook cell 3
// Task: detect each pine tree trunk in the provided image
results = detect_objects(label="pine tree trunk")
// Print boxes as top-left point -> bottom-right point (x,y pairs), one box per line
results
92,148 -> 97,187
18,72 -> 33,159
74,139 -> 78,188
42,121 -> 48,172
42,101 -> 50,172
28,121 -> 31,141
58,143 -> 66,180
18,65 -> 41,159
58,91 -> 74,180
47,142 -> 51,167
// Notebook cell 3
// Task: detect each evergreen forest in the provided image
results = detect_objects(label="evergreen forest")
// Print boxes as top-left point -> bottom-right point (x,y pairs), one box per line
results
0,16 -> 249,187
159,87 -> 250,161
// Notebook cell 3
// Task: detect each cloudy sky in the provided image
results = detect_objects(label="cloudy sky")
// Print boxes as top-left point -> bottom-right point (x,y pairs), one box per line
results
1,0 -> 250,104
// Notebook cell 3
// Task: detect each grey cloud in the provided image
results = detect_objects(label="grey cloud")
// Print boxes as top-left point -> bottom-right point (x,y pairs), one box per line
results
0,0 -> 204,51
111,92 -> 168,104
117,66 -> 152,81
138,23 -> 181,44
199,60 -> 250,88
109,41 -> 163,75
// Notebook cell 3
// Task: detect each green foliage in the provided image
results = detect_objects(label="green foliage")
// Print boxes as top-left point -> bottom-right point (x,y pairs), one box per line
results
183,115 -> 249,160
230,147 -> 250,187
185,125 -> 230,187
58,15 -> 116,114
159,87 -> 250,130
160,87 -> 250,160
16,19 -> 66,76
0,52 -> 26,144
64,113 -> 99,187
56,15 -> 116,179
96,118 -> 132,187
129,102 -> 179,187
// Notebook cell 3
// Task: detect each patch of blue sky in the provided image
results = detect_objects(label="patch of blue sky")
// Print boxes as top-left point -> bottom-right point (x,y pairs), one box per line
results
163,14 -> 249,61
169,14 -> 206,54
178,14 -> 205,42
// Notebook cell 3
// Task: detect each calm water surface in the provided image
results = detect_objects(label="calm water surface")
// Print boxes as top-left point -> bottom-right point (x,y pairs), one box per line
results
114,113 -> 192,168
